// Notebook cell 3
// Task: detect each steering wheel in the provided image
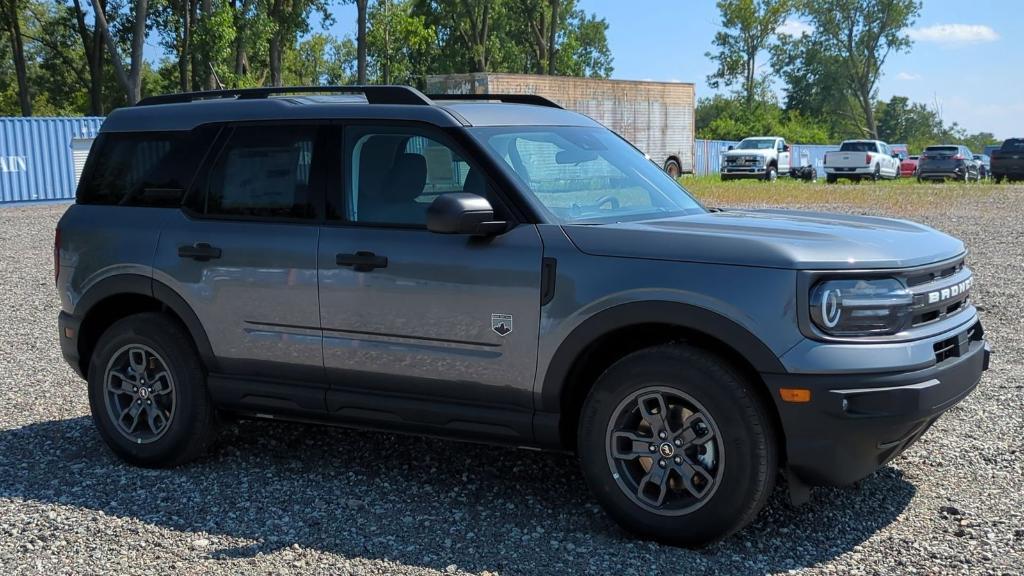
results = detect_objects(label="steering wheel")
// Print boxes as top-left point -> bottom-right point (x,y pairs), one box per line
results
594,195 -> 620,210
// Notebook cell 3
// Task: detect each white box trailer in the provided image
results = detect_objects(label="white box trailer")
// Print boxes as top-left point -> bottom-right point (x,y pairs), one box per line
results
425,73 -> 696,176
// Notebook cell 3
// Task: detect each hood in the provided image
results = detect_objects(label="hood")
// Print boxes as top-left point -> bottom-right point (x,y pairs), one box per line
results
562,209 -> 965,270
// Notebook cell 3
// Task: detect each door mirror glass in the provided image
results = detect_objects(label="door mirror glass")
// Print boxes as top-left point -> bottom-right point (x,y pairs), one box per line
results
427,193 -> 506,236
783,144 -> 790,152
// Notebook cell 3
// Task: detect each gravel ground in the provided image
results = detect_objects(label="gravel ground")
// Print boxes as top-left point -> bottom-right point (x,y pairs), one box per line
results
1,191 -> 1022,576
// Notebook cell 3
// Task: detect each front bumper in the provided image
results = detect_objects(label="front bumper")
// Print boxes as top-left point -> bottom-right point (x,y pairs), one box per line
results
764,321 -> 989,486
721,166 -> 767,179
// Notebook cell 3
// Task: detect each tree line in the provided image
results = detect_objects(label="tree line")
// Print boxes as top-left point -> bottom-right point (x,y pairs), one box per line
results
700,0 -> 998,152
0,0 -> 613,115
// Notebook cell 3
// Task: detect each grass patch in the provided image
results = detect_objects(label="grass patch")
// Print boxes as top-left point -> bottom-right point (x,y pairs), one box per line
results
677,174 -> 1010,214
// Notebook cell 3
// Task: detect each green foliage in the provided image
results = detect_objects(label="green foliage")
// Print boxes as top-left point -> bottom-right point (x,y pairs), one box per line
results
697,94 -> 829,144
366,0 -> 436,85
705,0 -> 791,106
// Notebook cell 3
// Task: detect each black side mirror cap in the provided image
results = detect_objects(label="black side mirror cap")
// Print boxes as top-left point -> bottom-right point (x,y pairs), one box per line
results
427,193 -> 507,236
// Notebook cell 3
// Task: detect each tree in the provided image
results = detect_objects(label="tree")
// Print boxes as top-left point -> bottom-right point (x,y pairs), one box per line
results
366,0 -> 435,85
92,0 -> 149,104
705,0 -> 791,108
265,0 -> 331,86
355,0 -> 366,82
69,0 -> 108,113
798,0 -> 921,138
1,0 -> 32,114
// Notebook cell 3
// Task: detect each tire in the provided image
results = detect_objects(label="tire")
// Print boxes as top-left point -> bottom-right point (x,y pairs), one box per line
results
763,165 -> 778,182
870,164 -> 881,181
664,159 -> 682,179
917,176 -> 923,184
577,345 -> 777,547
995,175 -> 1004,184
826,174 -> 837,184
87,312 -> 214,467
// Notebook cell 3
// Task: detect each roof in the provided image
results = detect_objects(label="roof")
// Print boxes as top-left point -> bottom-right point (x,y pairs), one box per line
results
101,86 -> 601,133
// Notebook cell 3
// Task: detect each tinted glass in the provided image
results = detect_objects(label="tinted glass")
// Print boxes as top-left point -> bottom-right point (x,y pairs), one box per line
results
343,127 -> 479,226
77,127 -> 216,207
199,125 -> 318,219
839,142 -> 877,152
470,126 -> 704,224
1001,139 -> 1024,151
924,146 -> 958,157
735,138 -> 775,150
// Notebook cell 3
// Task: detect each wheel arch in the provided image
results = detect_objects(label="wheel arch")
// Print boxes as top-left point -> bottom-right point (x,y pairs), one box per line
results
663,155 -> 683,175
539,301 -> 786,452
74,275 -> 217,377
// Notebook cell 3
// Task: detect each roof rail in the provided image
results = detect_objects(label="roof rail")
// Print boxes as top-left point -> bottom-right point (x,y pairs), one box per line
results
425,93 -> 563,109
136,85 -> 433,107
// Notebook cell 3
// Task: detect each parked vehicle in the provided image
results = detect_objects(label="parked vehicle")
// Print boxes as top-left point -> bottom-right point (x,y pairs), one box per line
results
900,155 -> 920,177
983,143 -> 1001,158
917,145 -> 981,182
719,137 -> 791,181
57,86 -> 989,547
973,154 -> 991,180
890,144 -> 909,161
823,140 -> 901,183
426,73 -> 696,177
990,138 -> 1024,183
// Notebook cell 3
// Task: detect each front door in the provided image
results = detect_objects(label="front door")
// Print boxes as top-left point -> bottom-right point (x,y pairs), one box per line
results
155,124 -> 325,384
317,124 -> 543,441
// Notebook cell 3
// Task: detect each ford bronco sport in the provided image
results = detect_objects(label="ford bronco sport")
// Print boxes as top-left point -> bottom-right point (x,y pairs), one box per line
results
56,86 -> 990,546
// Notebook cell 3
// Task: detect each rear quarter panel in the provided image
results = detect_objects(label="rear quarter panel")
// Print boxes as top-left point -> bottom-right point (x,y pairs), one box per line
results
57,204 -> 172,314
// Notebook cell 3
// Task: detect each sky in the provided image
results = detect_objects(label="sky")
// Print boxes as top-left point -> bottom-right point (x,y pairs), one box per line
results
321,0 -> 1022,139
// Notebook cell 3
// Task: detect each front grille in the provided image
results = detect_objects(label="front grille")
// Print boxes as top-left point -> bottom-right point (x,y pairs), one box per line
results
905,258 -> 972,328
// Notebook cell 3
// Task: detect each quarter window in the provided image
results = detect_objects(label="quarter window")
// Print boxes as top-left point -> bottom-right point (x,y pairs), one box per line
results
198,125 -> 318,219
76,127 -> 217,207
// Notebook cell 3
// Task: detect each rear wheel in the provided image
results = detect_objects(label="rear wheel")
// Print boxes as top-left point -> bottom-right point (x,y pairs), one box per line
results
870,164 -> 881,181
826,174 -> 837,184
664,158 -> 682,179
87,312 -> 214,467
577,345 -> 777,546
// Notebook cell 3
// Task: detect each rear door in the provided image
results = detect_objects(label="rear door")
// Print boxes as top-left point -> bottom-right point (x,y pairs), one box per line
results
154,123 -> 327,392
316,123 -> 543,441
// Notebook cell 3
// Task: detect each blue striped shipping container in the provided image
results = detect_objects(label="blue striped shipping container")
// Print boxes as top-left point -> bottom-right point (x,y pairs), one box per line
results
0,117 -> 104,203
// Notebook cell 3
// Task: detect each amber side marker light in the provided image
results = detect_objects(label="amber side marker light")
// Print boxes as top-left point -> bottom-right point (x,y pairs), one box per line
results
779,388 -> 812,403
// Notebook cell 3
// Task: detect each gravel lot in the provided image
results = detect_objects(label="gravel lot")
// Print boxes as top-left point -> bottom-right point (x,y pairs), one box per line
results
1,190 -> 1022,575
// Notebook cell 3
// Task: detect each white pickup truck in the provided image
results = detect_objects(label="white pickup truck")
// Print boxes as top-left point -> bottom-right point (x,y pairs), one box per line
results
823,140 -> 901,183
720,137 -> 791,181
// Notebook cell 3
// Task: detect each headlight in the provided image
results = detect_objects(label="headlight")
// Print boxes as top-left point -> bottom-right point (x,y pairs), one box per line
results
809,278 -> 913,336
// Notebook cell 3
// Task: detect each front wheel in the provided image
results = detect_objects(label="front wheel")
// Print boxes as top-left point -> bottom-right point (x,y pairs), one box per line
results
87,312 -> 215,467
763,166 -> 778,182
577,345 -> 777,546
664,158 -> 682,179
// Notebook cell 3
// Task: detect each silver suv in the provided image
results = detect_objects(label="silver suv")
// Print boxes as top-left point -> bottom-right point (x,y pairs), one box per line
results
56,86 -> 989,546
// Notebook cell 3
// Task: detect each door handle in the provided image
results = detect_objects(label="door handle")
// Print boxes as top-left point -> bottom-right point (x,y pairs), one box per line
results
177,242 -> 222,261
336,251 -> 388,272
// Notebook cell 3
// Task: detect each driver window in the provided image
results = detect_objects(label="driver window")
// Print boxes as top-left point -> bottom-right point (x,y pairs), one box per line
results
342,127 -> 494,226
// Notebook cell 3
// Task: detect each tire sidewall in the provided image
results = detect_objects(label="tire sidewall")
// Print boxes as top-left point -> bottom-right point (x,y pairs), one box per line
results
577,347 -> 774,545
87,314 -> 208,467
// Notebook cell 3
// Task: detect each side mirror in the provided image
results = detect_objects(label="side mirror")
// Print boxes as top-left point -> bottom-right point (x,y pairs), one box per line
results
427,193 -> 506,236
783,144 -> 791,152
727,145 -> 734,151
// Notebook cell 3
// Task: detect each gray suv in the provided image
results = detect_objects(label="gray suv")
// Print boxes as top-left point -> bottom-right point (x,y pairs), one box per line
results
56,86 -> 989,546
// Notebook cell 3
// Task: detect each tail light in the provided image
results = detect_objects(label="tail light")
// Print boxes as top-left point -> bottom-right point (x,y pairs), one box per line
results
53,227 -> 60,285
865,153 -> 871,164
952,154 -> 965,161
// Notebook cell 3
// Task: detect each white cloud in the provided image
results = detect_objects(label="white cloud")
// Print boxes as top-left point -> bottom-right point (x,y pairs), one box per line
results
907,24 -> 999,45
777,19 -> 813,37
896,72 -> 921,81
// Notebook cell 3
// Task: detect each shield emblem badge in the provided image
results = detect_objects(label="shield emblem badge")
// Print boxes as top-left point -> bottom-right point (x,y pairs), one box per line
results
491,313 -> 513,336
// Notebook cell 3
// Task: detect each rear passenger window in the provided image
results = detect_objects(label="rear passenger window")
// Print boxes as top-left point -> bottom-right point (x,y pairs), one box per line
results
77,127 -> 217,207
198,125 -> 318,219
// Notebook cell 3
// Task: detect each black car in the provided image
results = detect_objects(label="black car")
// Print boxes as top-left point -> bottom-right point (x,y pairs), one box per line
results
991,138 -> 1024,183
917,145 -> 981,182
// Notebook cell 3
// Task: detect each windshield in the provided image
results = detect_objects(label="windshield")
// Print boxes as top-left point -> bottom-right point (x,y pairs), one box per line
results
735,138 -> 776,150
839,142 -> 877,152
924,146 -> 958,156
469,126 -> 705,224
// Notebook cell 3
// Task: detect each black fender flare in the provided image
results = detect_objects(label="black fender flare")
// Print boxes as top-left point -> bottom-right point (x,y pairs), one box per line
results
74,274 -> 217,371
538,301 -> 786,413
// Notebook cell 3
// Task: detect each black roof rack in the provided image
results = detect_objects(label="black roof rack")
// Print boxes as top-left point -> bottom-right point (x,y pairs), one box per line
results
136,85 -> 433,107
426,93 -> 563,109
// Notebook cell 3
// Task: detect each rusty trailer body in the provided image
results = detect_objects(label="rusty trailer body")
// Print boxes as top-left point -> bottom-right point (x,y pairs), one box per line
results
426,73 -> 696,175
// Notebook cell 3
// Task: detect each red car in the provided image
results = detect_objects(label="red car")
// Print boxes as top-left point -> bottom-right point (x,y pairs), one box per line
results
900,155 -> 920,177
